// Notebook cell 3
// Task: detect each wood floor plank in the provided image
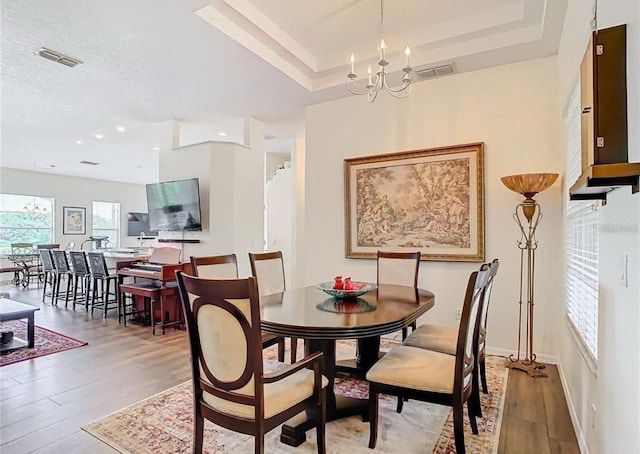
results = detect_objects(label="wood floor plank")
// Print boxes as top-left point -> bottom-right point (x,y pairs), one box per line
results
541,365 -> 579,444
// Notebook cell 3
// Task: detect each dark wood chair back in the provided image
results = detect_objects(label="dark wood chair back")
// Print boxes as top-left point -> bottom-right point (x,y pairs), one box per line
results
52,250 -> 71,273
248,251 -> 285,296
69,251 -> 90,276
376,251 -> 421,287
37,244 -> 60,250
191,254 -> 238,279
454,265 -> 490,399
478,259 -> 500,353
39,249 -> 55,272
87,252 -> 110,278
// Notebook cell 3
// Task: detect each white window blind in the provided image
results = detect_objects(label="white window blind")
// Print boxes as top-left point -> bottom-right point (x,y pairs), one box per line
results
564,81 -> 599,361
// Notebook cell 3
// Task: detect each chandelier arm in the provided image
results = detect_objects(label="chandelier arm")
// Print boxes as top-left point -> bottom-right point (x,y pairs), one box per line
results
346,82 -> 371,96
384,85 -> 412,99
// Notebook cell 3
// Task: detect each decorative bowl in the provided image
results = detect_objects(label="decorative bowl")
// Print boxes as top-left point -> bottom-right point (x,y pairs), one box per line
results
315,281 -> 376,299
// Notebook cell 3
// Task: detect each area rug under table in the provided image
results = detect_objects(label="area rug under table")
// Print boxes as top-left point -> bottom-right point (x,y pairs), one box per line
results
83,342 -> 507,454
0,320 -> 88,366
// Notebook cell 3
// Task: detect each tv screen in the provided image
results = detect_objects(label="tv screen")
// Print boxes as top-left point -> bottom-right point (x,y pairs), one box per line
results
127,212 -> 159,237
146,178 -> 203,232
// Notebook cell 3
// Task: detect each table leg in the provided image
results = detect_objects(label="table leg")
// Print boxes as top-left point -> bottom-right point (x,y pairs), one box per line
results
280,336 -> 380,447
27,313 -> 35,348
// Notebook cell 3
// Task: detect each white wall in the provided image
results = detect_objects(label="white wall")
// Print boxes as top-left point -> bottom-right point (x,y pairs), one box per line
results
157,121 -> 265,277
557,1 -> 640,453
303,56 -> 563,353
266,167 -> 294,285
0,167 -> 147,250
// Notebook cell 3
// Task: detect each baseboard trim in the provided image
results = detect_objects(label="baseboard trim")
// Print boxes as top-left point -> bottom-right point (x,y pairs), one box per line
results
556,359 -> 590,454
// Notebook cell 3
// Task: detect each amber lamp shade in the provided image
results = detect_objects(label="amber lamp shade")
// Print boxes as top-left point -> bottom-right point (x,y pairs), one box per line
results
501,173 -> 559,222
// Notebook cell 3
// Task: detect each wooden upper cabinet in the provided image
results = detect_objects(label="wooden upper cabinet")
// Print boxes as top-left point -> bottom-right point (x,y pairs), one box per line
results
580,24 -> 628,167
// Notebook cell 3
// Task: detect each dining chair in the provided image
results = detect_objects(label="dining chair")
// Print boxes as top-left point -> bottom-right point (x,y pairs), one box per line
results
403,259 -> 500,403
191,254 -> 286,362
248,251 -> 297,363
366,265 -> 490,454
377,250 -> 421,340
175,271 -> 327,454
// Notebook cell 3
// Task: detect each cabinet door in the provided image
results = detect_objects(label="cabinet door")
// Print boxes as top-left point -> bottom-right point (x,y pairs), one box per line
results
580,35 -> 595,173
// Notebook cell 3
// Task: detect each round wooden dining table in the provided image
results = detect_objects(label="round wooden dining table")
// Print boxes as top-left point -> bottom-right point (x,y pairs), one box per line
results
259,283 -> 435,447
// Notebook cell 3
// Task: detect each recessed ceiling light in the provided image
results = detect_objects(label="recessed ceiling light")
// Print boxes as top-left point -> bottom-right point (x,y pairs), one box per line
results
218,132 -> 228,137
152,147 -> 160,151
116,126 -> 126,132
75,140 -> 83,145
94,133 -> 104,140
136,165 -> 143,168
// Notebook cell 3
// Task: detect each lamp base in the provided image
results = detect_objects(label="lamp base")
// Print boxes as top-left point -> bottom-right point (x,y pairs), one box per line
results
505,359 -> 548,378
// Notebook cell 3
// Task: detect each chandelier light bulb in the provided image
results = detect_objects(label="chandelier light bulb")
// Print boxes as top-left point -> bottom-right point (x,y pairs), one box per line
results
404,45 -> 411,67
350,53 -> 355,73
367,64 -> 373,85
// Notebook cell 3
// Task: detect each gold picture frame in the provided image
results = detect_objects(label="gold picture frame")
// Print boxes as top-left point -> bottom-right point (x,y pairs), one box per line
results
344,142 -> 484,262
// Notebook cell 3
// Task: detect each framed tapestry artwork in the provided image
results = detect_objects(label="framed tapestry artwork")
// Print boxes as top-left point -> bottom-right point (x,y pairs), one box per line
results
344,142 -> 484,262
62,206 -> 86,235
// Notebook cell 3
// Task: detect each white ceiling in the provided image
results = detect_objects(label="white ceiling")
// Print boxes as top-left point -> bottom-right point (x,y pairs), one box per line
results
1,0 -> 567,185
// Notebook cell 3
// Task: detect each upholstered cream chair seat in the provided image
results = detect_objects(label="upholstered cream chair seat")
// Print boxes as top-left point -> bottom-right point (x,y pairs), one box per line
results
191,254 -> 286,363
366,266 -> 490,454
366,346 -> 461,394
176,272 -> 327,454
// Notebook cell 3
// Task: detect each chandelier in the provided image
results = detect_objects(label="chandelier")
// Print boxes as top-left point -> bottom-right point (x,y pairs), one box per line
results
23,198 -> 48,213
346,0 -> 412,102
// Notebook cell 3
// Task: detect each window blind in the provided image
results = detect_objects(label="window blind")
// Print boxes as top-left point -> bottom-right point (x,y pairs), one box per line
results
564,81 -> 599,361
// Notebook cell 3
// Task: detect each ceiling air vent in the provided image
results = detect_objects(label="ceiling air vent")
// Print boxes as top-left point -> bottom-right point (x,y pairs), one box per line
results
37,47 -> 83,68
415,63 -> 455,79
80,160 -> 100,166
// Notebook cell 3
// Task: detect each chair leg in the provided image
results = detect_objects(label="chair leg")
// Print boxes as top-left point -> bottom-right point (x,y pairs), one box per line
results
277,337 -> 285,363
193,411 -> 204,454
368,386 -> 379,449
64,275 -> 71,308
396,396 -> 404,413
72,276 -> 80,310
42,271 -> 48,302
471,368 -> 483,418
480,357 -> 488,394
453,401 -> 466,454
467,399 -> 479,434
54,274 -> 61,306
104,279 -> 111,318
255,432 -> 264,454
316,388 -> 326,454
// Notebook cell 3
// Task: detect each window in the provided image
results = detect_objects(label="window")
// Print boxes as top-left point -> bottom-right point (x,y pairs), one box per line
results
564,81 -> 599,362
0,194 -> 54,255
92,201 -> 120,248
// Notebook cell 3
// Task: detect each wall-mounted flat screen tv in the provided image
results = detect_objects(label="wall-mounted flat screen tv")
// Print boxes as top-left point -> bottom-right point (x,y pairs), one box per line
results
127,212 -> 159,237
146,178 -> 203,232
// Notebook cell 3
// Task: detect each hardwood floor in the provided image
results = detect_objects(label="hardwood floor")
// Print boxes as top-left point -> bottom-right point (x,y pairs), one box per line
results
0,284 -> 579,453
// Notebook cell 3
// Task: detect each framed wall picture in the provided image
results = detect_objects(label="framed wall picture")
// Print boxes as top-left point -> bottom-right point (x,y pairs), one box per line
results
344,142 -> 485,262
62,206 -> 86,235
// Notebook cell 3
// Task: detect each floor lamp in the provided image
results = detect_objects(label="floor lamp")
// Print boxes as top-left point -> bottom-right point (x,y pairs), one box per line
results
501,172 -> 559,378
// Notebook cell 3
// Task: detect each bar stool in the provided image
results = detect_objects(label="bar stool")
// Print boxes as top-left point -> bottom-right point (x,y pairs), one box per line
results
69,251 -> 92,311
38,249 -> 56,304
87,252 -> 118,318
51,250 -> 72,307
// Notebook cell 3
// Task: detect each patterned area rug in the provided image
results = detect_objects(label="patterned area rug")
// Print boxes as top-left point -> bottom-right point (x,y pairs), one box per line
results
83,340 -> 507,453
0,320 -> 88,366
